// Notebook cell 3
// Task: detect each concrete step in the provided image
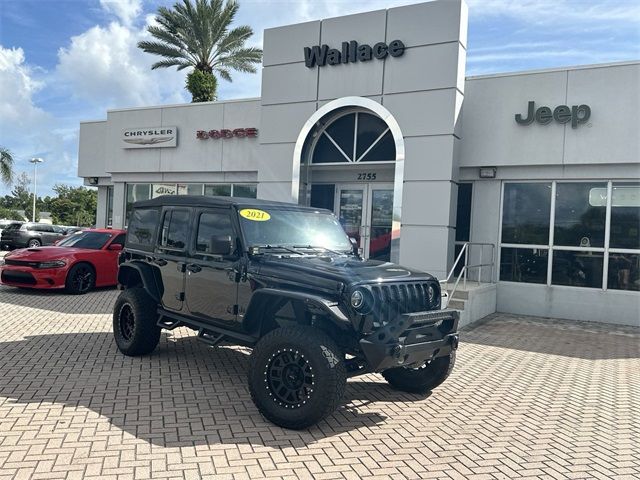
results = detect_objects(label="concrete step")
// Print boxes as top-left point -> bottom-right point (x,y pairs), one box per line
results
446,289 -> 469,300
446,298 -> 466,310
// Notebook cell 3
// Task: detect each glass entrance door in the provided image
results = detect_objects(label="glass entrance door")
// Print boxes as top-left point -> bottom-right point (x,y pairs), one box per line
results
335,184 -> 394,261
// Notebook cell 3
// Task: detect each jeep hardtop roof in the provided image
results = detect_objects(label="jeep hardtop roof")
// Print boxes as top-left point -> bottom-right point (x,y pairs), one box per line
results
133,195 -> 330,213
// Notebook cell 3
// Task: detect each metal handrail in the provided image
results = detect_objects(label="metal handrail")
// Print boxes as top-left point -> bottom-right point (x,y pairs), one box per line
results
439,242 -> 495,309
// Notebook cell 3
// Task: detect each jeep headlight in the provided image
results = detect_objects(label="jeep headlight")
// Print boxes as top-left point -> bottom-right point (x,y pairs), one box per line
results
351,290 -> 364,309
427,284 -> 436,305
349,288 -> 373,314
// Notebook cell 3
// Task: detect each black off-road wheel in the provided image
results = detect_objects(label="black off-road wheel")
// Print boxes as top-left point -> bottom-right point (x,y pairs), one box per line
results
248,326 -> 347,430
113,287 -> 161,356
65,262 -> 95,294
382,351 -> 456,394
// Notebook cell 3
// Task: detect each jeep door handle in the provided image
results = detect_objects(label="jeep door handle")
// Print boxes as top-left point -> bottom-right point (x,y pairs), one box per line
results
186,264 -> 202,273
152,258 -> 168,266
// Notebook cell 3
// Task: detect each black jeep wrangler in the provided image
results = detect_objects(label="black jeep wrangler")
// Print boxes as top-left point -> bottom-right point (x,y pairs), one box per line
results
114,196 -> 459,429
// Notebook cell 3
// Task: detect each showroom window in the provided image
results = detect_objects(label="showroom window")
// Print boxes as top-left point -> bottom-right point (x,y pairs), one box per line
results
311,111 -> 395,164
106,186 -> 114,227
125,183 -> 257,224
500,181 -> 640,291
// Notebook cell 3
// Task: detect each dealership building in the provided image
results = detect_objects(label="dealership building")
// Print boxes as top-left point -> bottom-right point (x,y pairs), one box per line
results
77,0 -> 640,326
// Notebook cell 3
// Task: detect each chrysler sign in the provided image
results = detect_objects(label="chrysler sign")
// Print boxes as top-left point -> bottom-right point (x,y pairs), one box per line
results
122,126 -> 178,148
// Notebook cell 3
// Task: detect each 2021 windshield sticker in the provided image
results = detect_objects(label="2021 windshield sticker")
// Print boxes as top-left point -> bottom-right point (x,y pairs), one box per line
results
240,209 -> 271,221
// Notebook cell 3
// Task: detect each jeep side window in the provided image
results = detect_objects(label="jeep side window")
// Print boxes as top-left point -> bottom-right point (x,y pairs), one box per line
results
195,211 -> 235,258
127,208 -> 159,247
159,209 -> 189,250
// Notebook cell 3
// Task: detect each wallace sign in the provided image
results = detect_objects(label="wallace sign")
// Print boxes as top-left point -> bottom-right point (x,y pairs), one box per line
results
304,40 -> 405,68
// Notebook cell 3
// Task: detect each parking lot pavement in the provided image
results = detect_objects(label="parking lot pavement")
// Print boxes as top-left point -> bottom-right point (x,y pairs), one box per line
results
0,285 -> 638,480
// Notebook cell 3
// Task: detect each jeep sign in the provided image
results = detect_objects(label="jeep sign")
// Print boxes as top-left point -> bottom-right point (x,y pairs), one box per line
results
515,101 -> 591,128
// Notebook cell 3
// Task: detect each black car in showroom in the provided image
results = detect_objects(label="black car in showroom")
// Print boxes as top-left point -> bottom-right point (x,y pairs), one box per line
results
113,196 -> 459,429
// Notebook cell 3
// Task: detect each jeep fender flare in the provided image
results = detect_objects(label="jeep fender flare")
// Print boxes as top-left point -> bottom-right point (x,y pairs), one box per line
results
243,288 -> 350,335
118,262 -> 163,303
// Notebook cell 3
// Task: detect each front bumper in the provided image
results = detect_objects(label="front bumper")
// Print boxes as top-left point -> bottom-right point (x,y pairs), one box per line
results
0,266 -> 67,289
359,309 -> 459,372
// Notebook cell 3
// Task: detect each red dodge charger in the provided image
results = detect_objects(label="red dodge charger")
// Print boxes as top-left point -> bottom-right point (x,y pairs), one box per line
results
0,229 -> 126,294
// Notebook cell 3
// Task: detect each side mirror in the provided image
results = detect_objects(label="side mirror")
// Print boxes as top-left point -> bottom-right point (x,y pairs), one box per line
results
210,235 -> 233,256
349,237 -> 360,256
108,243 -> 123,251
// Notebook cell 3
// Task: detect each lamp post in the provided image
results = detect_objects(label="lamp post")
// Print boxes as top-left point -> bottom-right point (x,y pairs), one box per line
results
29,158 -> 43,222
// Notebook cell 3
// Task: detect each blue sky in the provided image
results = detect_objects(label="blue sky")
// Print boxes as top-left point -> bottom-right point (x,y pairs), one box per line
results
1,0 -> 638,197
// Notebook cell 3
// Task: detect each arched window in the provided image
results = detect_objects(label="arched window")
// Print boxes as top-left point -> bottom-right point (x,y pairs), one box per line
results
311,111 -> 395,164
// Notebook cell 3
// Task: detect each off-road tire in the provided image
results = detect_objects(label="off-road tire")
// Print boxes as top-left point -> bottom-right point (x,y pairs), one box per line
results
65,262 -> 95,294
248,326 -> 347,430
382,351 -> 456,394
113,287 -> 161,356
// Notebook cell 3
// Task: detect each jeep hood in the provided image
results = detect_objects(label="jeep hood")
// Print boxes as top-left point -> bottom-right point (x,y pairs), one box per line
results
255,255 -> 436,285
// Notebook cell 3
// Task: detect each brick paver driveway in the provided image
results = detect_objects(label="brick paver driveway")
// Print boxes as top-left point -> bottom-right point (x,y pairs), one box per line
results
0,285 -> 638,480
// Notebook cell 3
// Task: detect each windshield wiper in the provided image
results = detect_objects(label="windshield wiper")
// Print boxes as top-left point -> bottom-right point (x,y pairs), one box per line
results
292,245 -> 348,256
251,244 -> 305,256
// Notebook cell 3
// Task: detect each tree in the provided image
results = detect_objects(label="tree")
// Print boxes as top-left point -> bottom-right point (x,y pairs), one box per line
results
0,207 -> 23,221
48,185 -> 97,226
138,0 -> 262,102
0,147 -> 14,186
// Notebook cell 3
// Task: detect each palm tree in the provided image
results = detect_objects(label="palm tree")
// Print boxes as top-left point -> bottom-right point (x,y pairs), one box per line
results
139,0 -> 262,102
0,147 -> 14,186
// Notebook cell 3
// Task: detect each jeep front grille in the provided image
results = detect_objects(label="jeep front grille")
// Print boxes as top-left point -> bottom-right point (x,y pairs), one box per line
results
368,282 -> 439,329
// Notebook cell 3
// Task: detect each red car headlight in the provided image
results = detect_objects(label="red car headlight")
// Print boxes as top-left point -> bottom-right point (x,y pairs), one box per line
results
36,260 -> 67,269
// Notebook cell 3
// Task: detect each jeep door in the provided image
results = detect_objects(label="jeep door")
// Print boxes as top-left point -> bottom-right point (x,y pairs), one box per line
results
184,208 -> 240,328
155,207 -> 191,311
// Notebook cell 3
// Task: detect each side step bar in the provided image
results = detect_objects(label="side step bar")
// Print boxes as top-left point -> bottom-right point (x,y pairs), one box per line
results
197,329 -> 225,347
157,308 -> 257,347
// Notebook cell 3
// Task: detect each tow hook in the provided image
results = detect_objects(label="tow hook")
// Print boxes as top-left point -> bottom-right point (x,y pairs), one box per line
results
451,334 -> 459,350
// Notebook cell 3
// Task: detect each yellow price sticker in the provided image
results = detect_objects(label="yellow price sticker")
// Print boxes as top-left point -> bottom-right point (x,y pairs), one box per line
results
239,208 -> 271,221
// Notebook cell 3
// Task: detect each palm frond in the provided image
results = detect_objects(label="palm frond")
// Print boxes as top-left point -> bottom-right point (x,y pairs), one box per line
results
0,147 -> 14,185
139,0 -> 263,95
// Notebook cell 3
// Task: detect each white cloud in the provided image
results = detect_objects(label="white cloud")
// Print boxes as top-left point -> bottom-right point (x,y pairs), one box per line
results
0,46 -> 77,197
55,19 -> 188,109
99,0 -> 142,26
466,0 -> 640,24
0,46 -> 49,133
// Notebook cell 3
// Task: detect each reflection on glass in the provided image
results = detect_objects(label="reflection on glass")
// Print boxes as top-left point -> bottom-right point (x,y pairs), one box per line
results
502,183 -> 551,245
311,112 -> 396,164
106,186 -> 114,227
554,182 -> 606,248
338,189 -> 363,247
456,183 -> 472,242
608,253 -> 640,291
204,184 -> 232,197
125,183 -> 151,224
151,184 -> 177,198
312,133 -> 349,163
552,250 -> 603,288
369,189 -> 393,261
610,183 -> 640,250
233,184 -> 257,199
177,184 -> 204,195
500,247 -> 548,284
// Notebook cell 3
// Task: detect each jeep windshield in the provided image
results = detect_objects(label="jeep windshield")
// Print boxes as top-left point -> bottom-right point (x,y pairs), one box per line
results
238,207 -> 352,254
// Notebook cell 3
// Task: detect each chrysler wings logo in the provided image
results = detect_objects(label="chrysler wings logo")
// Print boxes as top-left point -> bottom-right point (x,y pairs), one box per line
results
123,137 -> 174,146
122,126 -> 178,148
